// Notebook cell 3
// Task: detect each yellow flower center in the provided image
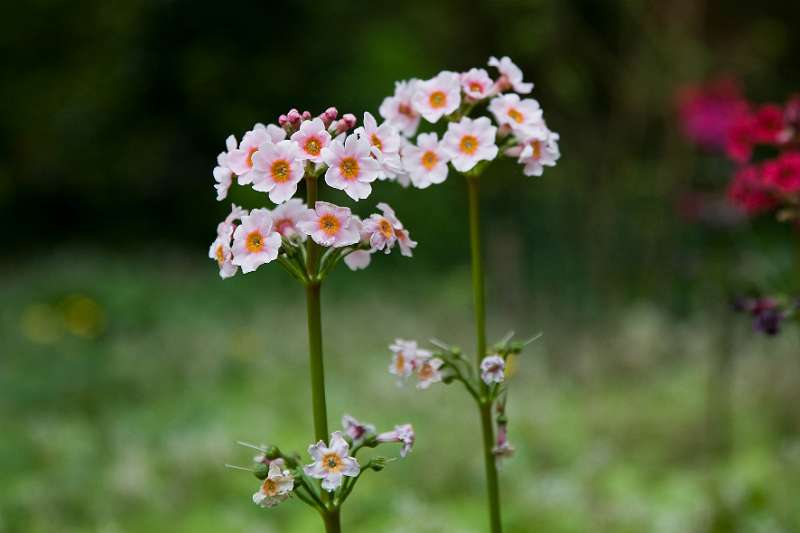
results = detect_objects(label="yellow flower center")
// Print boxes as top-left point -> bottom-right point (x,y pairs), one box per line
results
246,146 -> 258,168
530,140 -> 542,159
305,137 -> 321,156
246,230 -> 264,253
261,479 -> 279,497
418,362 -> 434,380
429,91 -> 446,109
459,135 -> 479,155
322,452 -> 343,473
421,150 -> 438,170
215,244 -> 225,266
271,159 -> 291,183
378,218 -> 393,238
469,82 -> 483,94
339,157 -> 360,180
398,103 -> 415,117
507,108 -> 524,124
319,214 -> 341,236
395,353 -> 406,373
370,133 -> 383,152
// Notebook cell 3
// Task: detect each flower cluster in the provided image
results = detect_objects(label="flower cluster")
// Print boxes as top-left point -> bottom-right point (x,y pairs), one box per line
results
376,56 -> 559,187
234,416 -> 415,511
207,109 -> 417,281
732,295 -> 800,336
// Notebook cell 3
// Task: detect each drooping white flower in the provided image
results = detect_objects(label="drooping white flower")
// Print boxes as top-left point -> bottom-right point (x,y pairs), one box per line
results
362,213 -> 396,253
480,354 -> 506,384
415,356 -> 444,389
376,423 -> 415,458
231,208 -> 282,273
270,198 -> 308,240
441,116 -> 498,172
321,134 -> 381,201
290,118 -> 332,163
508,129 -> 560,177
227,123 -> 286,185
394,227 -> 417,257
402,132 -> 450,189
297,201 -> 361,247
412,71 -> 461,123
460,68 -> 495,101
343,249 -> 373,271
488,94 -> 544,136
488,56 -> 533,94
252,462 -> 294,508
355,112 -> 403,180
341,414 -> 376,446
379,79 -> 422,137
208,234 -> 237,279
251,140 -> 305,204
388,338 -> 429,378
372,203 -> 416,256
213,135 -> 237,201
304,431 -> 360,492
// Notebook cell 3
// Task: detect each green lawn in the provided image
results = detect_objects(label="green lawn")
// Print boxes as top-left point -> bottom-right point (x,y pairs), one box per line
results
1,251 -> 799,532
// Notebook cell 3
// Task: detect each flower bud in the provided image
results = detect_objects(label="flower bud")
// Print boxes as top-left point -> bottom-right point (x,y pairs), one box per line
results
301,110 -> 312,120
265,445 -> 282,460
278,114 -> 289,127
335,113 -> 357,134
368,458 -> 388,471
320,107 -> 338,127
253,462 -> 269,480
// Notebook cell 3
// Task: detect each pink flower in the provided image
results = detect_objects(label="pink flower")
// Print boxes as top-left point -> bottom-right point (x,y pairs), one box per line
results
304,432 -> 360,492
762,152 -> 800,196
752,104 -> 789,144
227,124 -> 286,184
492,423 -> 514,463
376,424 -> 415,458
231,209 -> 282,273
321,134 -> 381,201
727,165 -> 777,215
341,415 -> 376,445
208,234 -> 237,279
362,213 -> 396,252
388,339 -> 429,379
488,56 -> 533,94
415,356 -> 443,389
343,250 -> 372,271
297,201 -> 361,247
356,112 -> 403,179
379,79 -> 422,137
412,71 -> 461,123
513,129 -> 560,177
270,198 -> 308,240
726,113 -> 756,163
376,203 -> 416,256
488,94 -> 544,136
213,135 -> 237,201
460,68 -> 495,100
480,355 -> 506,384
251,140 -> 304,204
290,118 -> 332,163
441,116 -> 498,172
676,78 -> 748,151
402,133 -> 450,189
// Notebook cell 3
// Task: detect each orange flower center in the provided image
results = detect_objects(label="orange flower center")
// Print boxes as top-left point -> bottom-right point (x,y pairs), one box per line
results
339,157 -> 360,180
429,91 -> 446,109
378,218 -> 393,238
469,82 -> 483,94
459,135 -> 479,155
370,133 -> 383,152
398,103 -> 415,117
530,140 -> 542,160
246,146 -> 258,168
246,230 -> 264,253
421,150 -> 438,170
319,214 -> 341,236
275,218 -> 293,235
418,362 -> 434,380
507,108 -> 524,124
395,353 -> 406,372
270,159 -> 291,183
261,479 -> 279,496
322,453 -> 343,472
305,137 -> 321,156
215,244 -> 225,266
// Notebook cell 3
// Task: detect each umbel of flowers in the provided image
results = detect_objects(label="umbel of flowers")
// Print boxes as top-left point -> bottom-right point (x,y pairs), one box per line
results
208,107 -> 416,532
377,57 -> 559,533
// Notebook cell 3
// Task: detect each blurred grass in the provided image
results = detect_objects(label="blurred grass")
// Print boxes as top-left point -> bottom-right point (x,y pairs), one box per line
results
1,251 -> 800,533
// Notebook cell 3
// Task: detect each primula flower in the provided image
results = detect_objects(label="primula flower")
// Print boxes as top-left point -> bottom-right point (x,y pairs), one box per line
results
304,431 -> 360,492
228,123 -> 287,184
415,356 -> 444,389
492,424 -> 515,462
213,135 -> 237,201
251,140 -> 305,204
412,71 -> 461,123
725,113 -> 756,163
727,165 -> 777,215
376,424 -> 415,458
461,68 -> 495,101
762,152 -> 800,196
270,198 -> 308,240
362,213 -> 397,252
208,234 -> 237,279
375,203 -> 417,256
379,79 -> 422,137
676,78 -> 748,151
252,462 -> 294,508
290,118 -> 332,163
488,94 -> 544,135
297,201 -> 361,247
341,414 -> 376,446
488,56 -> 533,94
511,129 -> 561,177
441,116 -> 498,172
402,132 -> 450,189
480,355 -> 506,385
343,249 -> 373,271
321,134 -> 381,200
356,112 -> 403,180
388,338 -> 429,378
752,104 -> 790,144
231,208 -> 282,273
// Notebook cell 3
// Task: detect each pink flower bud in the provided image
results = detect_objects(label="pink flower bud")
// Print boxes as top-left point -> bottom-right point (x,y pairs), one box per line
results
320,107 -> 338,127
278,114 -> 289,126
335,113 -> 357,134
287,109 -> 302,124
301,110 -> 312,120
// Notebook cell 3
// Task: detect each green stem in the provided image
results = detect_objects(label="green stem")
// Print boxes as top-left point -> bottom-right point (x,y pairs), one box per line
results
322,509 -> 342,533
466,175 -> 503,533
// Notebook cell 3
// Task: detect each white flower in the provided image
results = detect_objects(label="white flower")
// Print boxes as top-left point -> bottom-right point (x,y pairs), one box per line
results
488,56 -> 533,94
227,123 -> 286,185
343,250 -> 373,271
441,116 -> 498,172
394,227 -> 417,257
321,134 -> 381,201
251,140 -> 305,204
213,134 -> 237,201
488,94 -> 544,136
355,112 -> 403,180
415,356 -> 444,389
402,132 -> 450,189
216,203 -> 247,243
304,431 -> 360,492
297,201 -> 361,248
388,338 -> 429,378
412,71 -> 461,123
376,423 -> 415,458
362,213 -> 396,253
252,462 -> 294,508
341,415 -> 376,446
231,208 -> 282,273
290,118 -> 332,163
270,198 -> 308,240
509,129 -> 560,177
208,235 -> 237,279
379,79 -> 422,137
480,355 -> 506,384
460,68 -> 495,100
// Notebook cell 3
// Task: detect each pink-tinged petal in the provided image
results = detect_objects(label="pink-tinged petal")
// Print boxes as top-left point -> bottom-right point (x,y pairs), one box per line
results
321,472 -> 343,492
340,457 -> 361,477
329,431 -> 349,456
227,150 -> 250,175
344,250 -> 372,270
304,462 -> 327,479
307,441 -> 326,461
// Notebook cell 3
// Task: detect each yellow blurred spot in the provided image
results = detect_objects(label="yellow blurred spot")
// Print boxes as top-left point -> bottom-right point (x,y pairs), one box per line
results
62,294 -> 106,339
20,304 -> 64,344
505,354 -> 518,379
